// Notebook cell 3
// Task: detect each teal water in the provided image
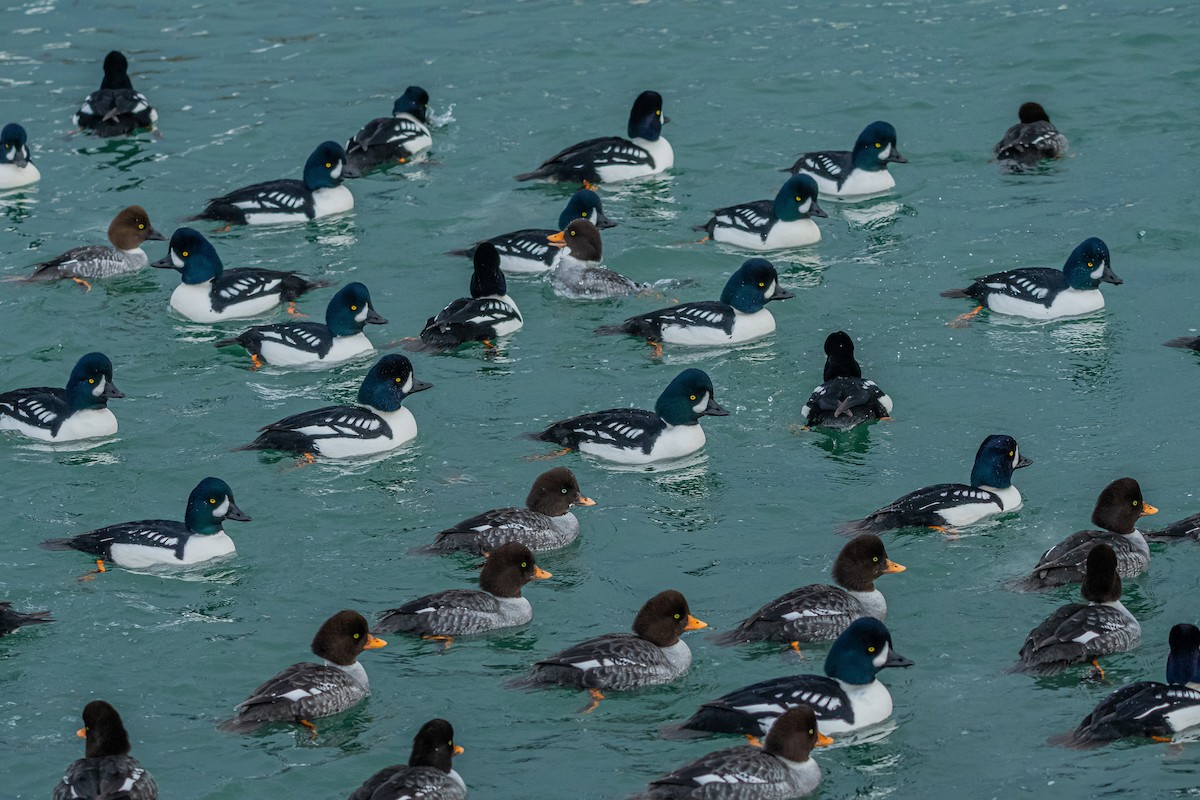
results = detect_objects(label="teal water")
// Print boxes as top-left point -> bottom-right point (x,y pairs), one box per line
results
3,1 -> 1200,797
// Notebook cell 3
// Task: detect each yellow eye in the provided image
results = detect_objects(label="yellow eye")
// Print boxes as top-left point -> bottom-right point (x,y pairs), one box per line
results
1133,500 -> 1139,507
350,305 -> 358,311
138,223 -> 145,229
521,562 -> 528,568
689,394 -> 696,401
1087,262 -> 1094,267
795,196 -> 802,202
758,282 -> 765,288
395,377 -> 403,383
656,110 -> 662,116
181,251 -> 189,257
1009,451 -> 1014,457
209,498 -> 217,504
325,162 -> 332,168
88,378 -> 95,384
872,556 -> 879,562
570,230 -> 576,237
673,613 -> 681,619
808,728 -> 814,735
581,211 -> 588,217
867,646 -> 876,653
874,142 -> 881,148
353,633 -> 360,639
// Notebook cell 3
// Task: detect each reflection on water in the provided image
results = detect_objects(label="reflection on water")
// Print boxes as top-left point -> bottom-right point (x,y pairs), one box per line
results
0,188 -> 37,225
842,199 -> 910,231
799,422 -> 877,464
72,135 -> 157,179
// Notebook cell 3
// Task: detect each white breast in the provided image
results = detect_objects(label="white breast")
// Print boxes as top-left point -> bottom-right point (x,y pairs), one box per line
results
981,484 -> 1022,512
489,295 -> 524,337
493,596 -> 534,627
831,678 -> 894,733
264,333 -> 375,366
311,185 -> 355,218
595,136 -> 673,183
1165,703 -> 1200,734
661,308 -> 776,346
0,162 -> 40,189
314,407 -> 417,458
38,408 -> 119,442
110,531 -> 234,568
578,422 -> 707,464
499,249 -> 560,274
847,588 -> 887,620
826,168 -> 896,199
659,639 -> 693,676
170,282 -> 280,322
987,287 -> 1105,320
761,218 -> 822,249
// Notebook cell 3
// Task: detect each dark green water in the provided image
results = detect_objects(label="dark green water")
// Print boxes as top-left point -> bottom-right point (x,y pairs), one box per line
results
3,1 -> 1200,797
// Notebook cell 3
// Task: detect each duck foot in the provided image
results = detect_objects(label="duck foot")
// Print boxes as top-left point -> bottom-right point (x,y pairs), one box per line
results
423,635 -> 454,650
527,447 -> 572,462
745,735 -> 763,748
646,340 -> 663,358
287,302 -> 306,317
71,277 -> 93,292
79,559 -> 107,582
580,688 -> 605,714
948,305 -> 983,328
299,719 -> 317,739
250,354 -> 264,371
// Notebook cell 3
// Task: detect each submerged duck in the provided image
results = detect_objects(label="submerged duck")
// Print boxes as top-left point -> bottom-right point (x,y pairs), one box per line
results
532,368 -> 728,464
515,90 -> 673,184
1009,544 -> 1140,677
783,121 -> 907,199
941,237 -> 1121,322
595,258 -> 792,354
696,175 -> 827,250
375,542 -> 551,640
666,617 -> 912,739
426,467 -> 595,554
712,535 -> 905,651
0,352 -> 124,443
347,718 -> 466,800
18,206 -> 165,289
1050,624 -> 1200,748
446,189 -> 616,274
1164,335 -> 1200,352
994,102 -> 1067,169
547,219 -> 648,299
216,282 -> 386,368
409,242 -> 522,351
1014,478 -> 1157,590
345,86 -> 433,174
801,331 -> 893,430
219,610 -> 386,735
72,51 -> 157,137
152,227 -> 329,321
631,705 -> 829,800
0,602 -> 53,636
508,590 -> 706,712
55,701 -> 157,800
0,123 -> 40,189
238,354 -> 431,459
838,434 -> 1032,535
40,477 -> 250,572
195,141 -> 357,225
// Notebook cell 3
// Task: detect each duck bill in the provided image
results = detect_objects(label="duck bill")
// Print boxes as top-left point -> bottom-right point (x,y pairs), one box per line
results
102,380 -> 125,400
1141,503 -> 1159,516
885,150 -> 908,164
150,255 -> 181,271
1100,264 -> 1123,285
684,615 -> 708,631
1015,454 -> 1033,469
768,286 -> 795,302
816,732 -> 834,747
406,379 -> 433,394
884,559 -> 906,574
703,398 -> 729,417
595,211 -> 617,230
364,635 -> 387,650
340,163 -> 361,180
547,231 -> 567,249
883,648 -> 914,669
533,566 -> 553,580
14,151 -> 29,168
453,744 -> 465,756
224,501 -> 252,522
145,226 -> 167,242
76,727 -> 86,739
662,115 -> 671,125
575,494 -> 597,507
365,308 -> 388,325
808,201 -> 829,219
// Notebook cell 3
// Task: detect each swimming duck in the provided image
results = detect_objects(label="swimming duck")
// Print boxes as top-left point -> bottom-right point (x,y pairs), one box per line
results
547,219 -> 648,299
72,51 -> 157,137
0,123 -> 40,189
696,175 -> 827,250
783,121 -> 906,199
0,352 -> 124,443
425,467 -> 595,554
345,86 -> 433,174
219,610 -> 386,735
18,206 -> 165,289
515,90 -> 673,184
55,701 -> 157,800
994,102 -> 1068,169
409,242 -> 522,351
800,331 -> 893,430
347,718 -> 466,800
0,602 -> 53,636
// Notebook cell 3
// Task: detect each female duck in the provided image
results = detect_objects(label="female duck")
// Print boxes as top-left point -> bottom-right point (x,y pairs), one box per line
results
20,206 -> 165,289
548,219 -> 649,300
347,719 -> 466,800
55,701 -> 156,800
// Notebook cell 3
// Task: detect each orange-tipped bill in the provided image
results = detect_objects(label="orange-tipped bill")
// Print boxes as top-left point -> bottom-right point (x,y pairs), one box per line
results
884,559 -> 907,574
547,230 -> 566,248
76,727 -> 86,739
533,566 -> 553,580
1142,503 -> 1159,516
453,744 -> 465,756
576,495 -> 597,506
365,635 -> 387,650
816,731 -> 834,747
684,615 -> 708,631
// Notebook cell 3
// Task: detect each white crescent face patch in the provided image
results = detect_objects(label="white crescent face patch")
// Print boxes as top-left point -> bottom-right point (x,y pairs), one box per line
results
91,377 -> 106,398
691,392 -> 709,414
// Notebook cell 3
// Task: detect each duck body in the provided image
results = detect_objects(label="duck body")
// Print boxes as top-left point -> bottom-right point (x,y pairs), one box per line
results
414,243 -> 522,351
0,123 -> 40,189
55,701 -> 157,800
23,206 -> 164,283
801,332 -> 893,430
345,86 -> 432,173
784,122 -> 906,199
347,719 -> 466,800
72,51 -> 157,137
0,602 -> 54,636
698,175 -> 826,250
547,220 -> 648,299
994,102 -> 1067,168
0,353 -> 123,442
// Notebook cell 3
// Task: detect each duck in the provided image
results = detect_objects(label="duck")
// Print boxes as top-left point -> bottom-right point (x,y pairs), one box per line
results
446,189 -> 616,274
695,175 -> 827,250
531,368 -> 728,464
194,141 -> 357,225
800,331 -> 893,431
345,85 -> 433,174
1009,544 -> 1141,677
375,542 -> 551,641
408,242 -> 522,351
630,705 -> 829,800
547,219 -> 649,299
237,354 -> 431,459
215,282 -> 387,368
0,352 -> 124,443
1014,478 -> 1158,590
55,701 -> 157,800
347,718 -> 466,800
0,123 -> 40,189
152,227 -> 330,321
994,102 -> 1068,169
838,434 -> 1032,535
1050,623 -> 1200,748
16,206 -> 165,290
219,610 -> 386,735
515,90 -> 673,184
712,535 -> 905,652
665,617 -> 912,739
40,477 -> 250,572
595,258 -> 793,355
940,237 -> 1122,323
1164,335 -> 1200,352
783,121 -> 907,199
0,602 -> 53,636
72,51 -> 157,137
425,467 -> 596,554
507,590 -> 706,712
